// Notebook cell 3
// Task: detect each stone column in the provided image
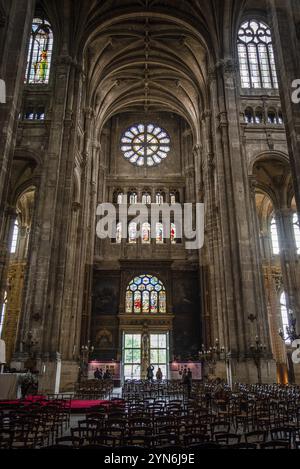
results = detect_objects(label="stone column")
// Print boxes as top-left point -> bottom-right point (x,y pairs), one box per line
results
13,51 -> 88,392
0,0 -> 35,315
207,58 -> 276,384
199,109 -> 228,381
269,0 -> 300,215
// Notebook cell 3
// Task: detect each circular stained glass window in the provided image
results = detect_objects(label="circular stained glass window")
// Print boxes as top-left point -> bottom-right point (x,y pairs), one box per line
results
120,123 -> 171,167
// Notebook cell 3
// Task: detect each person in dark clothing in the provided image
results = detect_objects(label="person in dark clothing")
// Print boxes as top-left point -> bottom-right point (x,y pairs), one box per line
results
156,367 -> 163,382
103,368 -> 111,380
147,365 -> 154,382
94,368 -> 103,380
184,368 -> 193,399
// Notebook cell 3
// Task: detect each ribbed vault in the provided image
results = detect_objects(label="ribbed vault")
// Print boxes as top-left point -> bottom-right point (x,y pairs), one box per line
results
83,15 -> 210,140
37,0 -> 255,139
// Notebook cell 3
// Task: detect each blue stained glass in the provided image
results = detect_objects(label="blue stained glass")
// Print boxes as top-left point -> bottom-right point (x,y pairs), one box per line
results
126,275 -> 166,314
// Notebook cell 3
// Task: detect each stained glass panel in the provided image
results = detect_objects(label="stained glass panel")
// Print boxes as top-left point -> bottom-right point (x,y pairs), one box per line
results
171,223 -> 176,244
125,275 -> 166,314
129,223 -> 137,244
156,223 -> 164,244
121,124 -> 170,167
142,291 -> 150,313
26,18 -> 53,84
142,223 -> 151,244
150,291 -> 158,313
134,291 -> 142,313
159,291 -> 167,313
126,290 -> 133,313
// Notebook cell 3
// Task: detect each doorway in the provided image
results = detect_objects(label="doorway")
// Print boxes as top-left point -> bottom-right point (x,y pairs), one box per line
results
122,332 -> 169,381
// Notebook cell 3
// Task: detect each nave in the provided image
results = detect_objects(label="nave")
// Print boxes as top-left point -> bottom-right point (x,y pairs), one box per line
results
1,381 -> 300,450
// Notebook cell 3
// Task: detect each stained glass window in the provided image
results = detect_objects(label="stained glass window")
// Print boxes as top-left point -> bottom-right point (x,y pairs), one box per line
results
134,291 -> 142,313
156,223 -> 164,244
25,18 -> 53,84
129,222 -> 137,244
126,275 -> 166,314
270,216 -> 280,255
10,220 -> 19,254
142,223 -> 151,244
293,213 -> 300,255
171,223 -> 177,244
120,124 -> 171,167
237,20 -> 278,89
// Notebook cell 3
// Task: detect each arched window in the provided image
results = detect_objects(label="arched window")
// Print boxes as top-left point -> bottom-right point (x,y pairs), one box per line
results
25,18 -> 53,84
142,192 -> 151,205
280,292 -> 290,342
255,108 -> 264,124
293,213 -> 300,255
156,223 -> 164,244
0,291 -> 7,338
267,109 -> 277,124
120,124 -> 171,167
116,222 -> 122,244
142,223 -> 151,244
129,192 -> 138,205
171,223 -> 177,244
128,222 -> 137,244
118,193 -> 126,204
125,275 -> 166,314
10,220 -> 19,254
170,191 -> 179,204
238,20 -> 278,89
245,107 -> 254,124
156,192 -> 164,205
270,216 -> 280,255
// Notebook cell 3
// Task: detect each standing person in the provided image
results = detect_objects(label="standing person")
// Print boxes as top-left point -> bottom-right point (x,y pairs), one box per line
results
94,368 -> 102,380
181,366 -> 187,384
186,368 -> 193,399
156,367 -> 163,382
147,365 -> 154,382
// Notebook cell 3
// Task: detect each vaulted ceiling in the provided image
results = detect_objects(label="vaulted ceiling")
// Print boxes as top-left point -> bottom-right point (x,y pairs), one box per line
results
38,0 -> 270,136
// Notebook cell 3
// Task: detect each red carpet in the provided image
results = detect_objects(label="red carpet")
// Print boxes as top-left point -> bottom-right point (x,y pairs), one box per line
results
0,396 -> 124,413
